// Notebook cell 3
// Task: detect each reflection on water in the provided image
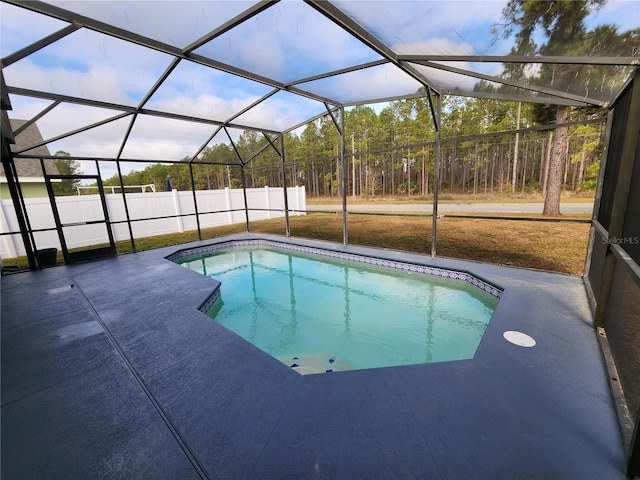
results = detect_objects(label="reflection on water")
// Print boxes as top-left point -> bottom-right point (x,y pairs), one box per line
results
178,247 -> 499,373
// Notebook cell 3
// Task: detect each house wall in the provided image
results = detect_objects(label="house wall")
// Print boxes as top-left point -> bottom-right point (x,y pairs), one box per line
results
0,181 -> 48,199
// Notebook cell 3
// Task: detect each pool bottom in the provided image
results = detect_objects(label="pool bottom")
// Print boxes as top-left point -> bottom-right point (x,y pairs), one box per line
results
277,352 -> 347,375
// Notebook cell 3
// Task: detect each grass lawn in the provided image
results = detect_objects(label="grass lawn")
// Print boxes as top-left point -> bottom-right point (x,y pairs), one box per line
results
2,213 -> 589,276
250,213 -> 589,275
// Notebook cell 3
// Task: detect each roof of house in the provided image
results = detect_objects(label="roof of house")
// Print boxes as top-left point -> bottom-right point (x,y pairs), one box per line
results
1,119 -> 59,180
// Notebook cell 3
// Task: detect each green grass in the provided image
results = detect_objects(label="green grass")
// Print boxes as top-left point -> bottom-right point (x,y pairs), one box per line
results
251,213 -> 589,275
2,213 -> 589,275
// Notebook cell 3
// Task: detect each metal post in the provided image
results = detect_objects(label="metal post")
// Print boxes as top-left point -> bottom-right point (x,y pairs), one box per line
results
280,135 -> 291,237
113,114 -> 139,253
431,94 -> 441,257
188,163 -> 202,240
115,158 -> 136,253
94,161 -> 117,257
1,155 -> 37,269
240,165 -> 250,232
340,106 -> 347,245
41,159 -> 69,264
583,109 -> 614,280
16,160 -> 38,266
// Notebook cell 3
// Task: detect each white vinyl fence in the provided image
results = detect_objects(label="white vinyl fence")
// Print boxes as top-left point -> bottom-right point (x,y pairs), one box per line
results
0,186 -> 306,259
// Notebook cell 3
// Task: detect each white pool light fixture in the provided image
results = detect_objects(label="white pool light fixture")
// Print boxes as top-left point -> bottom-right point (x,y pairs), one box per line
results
503,331 -> 536,347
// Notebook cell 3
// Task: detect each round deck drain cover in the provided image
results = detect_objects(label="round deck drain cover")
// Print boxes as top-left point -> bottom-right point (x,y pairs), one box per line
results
503,331 -> 536,347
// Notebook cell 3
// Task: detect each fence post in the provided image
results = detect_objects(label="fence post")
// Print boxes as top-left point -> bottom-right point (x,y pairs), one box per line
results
301,186 -> 306,214
265,186 -> 272,219
0,200 -> 18,258
225,187 -> 233,224
172,190 -> 184,233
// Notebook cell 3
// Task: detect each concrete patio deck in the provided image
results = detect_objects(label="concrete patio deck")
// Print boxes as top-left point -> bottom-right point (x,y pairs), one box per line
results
1,233 -> 628,479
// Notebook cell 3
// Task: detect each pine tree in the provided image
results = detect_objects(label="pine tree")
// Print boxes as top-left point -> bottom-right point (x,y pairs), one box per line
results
497,0 -> 605,214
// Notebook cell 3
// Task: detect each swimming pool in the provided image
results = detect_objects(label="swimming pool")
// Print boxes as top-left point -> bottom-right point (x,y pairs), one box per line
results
171,240 -> 501,374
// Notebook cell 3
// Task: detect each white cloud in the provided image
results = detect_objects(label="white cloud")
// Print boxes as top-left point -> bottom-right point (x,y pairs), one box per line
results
6,96 -> 55,121
275,2 -> 382,72
0,2 -> 67,57
48,0 -> 256,49
398,38 -> 475,57
43,103 -> 123,133
196,1 -> 381,83
5,59 -> 132,105
339,64 -> 424,101
8,100 -> 129,157
43,111 -> 131,159
234,93 -> 323,131
587,0 -> 640,34
120,115 -> 217,161
334,0 -> 508,55
396,38 -> 477,91
146,64 -> 262,110
147,93 -> 262,122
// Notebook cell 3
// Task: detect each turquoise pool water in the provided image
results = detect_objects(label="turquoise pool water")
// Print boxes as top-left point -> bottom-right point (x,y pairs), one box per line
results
176,246 -> 499,373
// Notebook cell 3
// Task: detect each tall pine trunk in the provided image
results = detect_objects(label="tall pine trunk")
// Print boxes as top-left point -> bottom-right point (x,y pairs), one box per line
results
578,136 -> 587,187
543,106 -> 570,215
542,131 -> 553,198
512,101 -> 522,193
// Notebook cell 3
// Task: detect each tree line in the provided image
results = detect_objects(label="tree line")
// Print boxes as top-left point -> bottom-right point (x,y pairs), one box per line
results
82,96 -> 604,201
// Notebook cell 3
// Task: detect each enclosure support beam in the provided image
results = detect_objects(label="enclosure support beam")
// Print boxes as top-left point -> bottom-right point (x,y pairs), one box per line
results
426,87 -> 439,132
240,166 -> 250,232
189,126 -> 222,164
1,23 -> 80,68
262,132 -> 291,236
583,109 -> 614,279
189,163 -> 202,241
93,161 -> 117,257
410,60 -> 604,107
280,135 -> 291,237
184,1 -> 278,52
14,100 -> 60,137
12,112 -> 131,156
431,95 -> 442,258
397,54 -> 640,66
113,160 -> 136,253
305,0 -> 440,96
115,114 -> 139,253
339,106 -> 348,245
41,160 -> 70,264
1,155 -> 37,269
